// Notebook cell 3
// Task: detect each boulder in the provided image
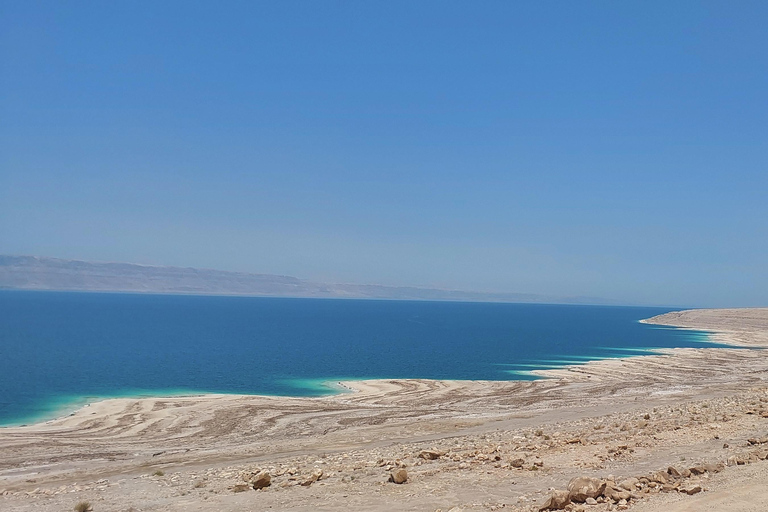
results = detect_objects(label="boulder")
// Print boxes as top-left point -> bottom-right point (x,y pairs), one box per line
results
568,477 -> 606,503
538,490 -> 571,510
249,471 -> 272,491
390,468 -> 408,484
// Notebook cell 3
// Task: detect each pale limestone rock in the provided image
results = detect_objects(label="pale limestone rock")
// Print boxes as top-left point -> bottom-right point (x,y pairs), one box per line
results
538,489 -> 570,510
390,468 -> 408,484
419,449 -> 443,460
568,477 -> 606,503
618,477 -> 638,491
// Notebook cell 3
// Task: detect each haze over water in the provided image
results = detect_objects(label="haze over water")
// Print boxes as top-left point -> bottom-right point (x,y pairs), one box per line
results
0,291 -> 719,426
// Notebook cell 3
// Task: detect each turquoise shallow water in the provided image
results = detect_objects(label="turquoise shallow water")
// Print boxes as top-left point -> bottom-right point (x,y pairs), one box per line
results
0,291 -> 725,426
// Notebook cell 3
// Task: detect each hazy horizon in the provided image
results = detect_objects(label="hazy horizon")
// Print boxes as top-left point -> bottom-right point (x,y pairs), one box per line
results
2,2 -> 767,308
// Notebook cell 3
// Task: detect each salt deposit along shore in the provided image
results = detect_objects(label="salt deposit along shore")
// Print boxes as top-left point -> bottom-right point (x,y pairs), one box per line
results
1,308 -> 768,512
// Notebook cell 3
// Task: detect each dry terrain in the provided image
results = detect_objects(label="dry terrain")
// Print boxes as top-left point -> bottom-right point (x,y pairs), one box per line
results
1,308 -> 768,512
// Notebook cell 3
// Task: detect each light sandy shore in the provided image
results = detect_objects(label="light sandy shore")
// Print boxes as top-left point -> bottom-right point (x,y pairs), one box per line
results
1,308 -> 768,511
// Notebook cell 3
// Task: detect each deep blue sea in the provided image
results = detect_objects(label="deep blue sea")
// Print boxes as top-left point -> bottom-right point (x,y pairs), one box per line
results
0,291 -> 719,426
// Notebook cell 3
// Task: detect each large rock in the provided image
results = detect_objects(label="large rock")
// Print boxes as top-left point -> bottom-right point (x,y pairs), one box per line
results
250,470 -> 271,490
390,468 -> 408,484
568,477 -> 606,503
538,490 -> 571,510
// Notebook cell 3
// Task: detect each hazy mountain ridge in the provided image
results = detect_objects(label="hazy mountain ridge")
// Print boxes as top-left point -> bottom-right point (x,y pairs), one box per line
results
0,255 -> 615,304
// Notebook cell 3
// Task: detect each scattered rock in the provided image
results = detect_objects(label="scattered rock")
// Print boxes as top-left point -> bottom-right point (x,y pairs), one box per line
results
419,450 -> 443,460
232,482 -> 250,493
300,469 -> 323,487
510,458 -> 525,468
568,477 -> 606,503
618,477 -> 638,491
539,489 -> 571,510
604,484 -> 631,502
390,468 -> 408,484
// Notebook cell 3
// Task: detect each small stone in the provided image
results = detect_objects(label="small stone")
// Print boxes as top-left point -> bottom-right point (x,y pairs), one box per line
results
704,462 -> 724,473
232,482 -> 251,493
300,469 -> 323,487
618,478 -> 638,491
689,465 -> 707,475
418,450 -> 443,460
604,484 -> 631,501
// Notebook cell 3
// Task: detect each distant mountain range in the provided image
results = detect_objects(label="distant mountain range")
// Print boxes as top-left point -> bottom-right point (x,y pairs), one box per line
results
0,255 -> 617,305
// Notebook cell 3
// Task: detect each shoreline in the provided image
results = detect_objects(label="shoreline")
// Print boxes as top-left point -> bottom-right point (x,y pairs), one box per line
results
0,318 -> 727,430
2,308 -> 768,512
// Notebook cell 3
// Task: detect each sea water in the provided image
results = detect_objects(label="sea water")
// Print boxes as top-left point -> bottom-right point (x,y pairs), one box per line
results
0,291 -> 721,426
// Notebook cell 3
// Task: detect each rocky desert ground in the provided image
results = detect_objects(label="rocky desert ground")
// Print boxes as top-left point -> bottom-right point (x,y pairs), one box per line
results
1,308 -> 768,512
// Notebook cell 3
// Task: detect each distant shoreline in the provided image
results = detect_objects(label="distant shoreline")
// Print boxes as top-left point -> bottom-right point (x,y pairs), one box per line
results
0,254 -> 626,305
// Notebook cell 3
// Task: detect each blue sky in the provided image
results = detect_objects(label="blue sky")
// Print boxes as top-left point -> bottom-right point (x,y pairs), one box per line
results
1,1 -> 766,307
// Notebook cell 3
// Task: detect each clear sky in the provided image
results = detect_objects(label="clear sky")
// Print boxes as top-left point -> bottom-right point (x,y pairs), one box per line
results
1,1 -> 766,307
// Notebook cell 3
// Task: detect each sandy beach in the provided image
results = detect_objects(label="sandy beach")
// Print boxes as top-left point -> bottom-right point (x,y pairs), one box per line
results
2,308 -> 768,512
